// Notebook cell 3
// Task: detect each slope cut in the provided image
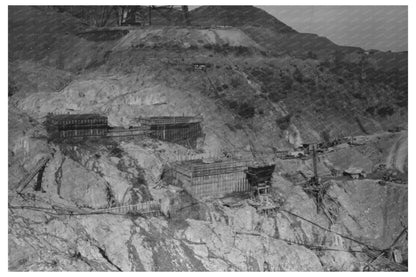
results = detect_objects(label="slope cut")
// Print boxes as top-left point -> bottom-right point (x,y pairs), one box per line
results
111,26 -> 264,51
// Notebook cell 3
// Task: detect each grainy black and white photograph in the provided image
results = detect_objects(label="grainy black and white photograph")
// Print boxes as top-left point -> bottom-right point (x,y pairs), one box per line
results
7,1 -> 409,272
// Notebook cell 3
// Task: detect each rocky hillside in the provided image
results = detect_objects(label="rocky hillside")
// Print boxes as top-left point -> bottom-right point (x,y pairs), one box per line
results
189,6 -> 296,33
8,6 -> 407,271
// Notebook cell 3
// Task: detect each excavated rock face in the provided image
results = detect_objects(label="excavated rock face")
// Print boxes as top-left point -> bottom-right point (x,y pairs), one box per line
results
42,151 -> 110,208
8,170 -> 407,271
180,219 -> 323,271
329,180 -> 407,250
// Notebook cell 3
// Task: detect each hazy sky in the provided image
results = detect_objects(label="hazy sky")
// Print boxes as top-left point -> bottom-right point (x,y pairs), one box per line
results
258,6 -> 408,52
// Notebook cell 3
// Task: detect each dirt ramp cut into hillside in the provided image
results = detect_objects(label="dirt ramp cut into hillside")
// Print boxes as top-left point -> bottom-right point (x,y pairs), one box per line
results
111,27 -> 264,51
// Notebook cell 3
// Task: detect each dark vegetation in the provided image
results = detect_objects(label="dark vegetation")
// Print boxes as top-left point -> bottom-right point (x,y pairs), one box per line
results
377,106 -> 395,117
190,5 -> 296,33
276,114 -> 292,131
77,29 -> 129,41
249,66 -> 293,100
54,6 -> 119,27
227,100 -> 256,119
203,44 -> 254,56
129,42 -> 255,56
328,52 -> 407,110
230,76 -> 241,88
8,79 -> 19,97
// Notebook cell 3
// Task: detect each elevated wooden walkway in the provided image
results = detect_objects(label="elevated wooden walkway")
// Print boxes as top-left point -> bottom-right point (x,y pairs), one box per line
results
92,200 -> 161,215
107,126 -> 151,137
137,116 -> 203,125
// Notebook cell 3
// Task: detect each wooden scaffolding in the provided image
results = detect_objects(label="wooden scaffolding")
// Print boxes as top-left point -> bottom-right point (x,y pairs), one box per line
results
45,113 -> 109,139
168,159 -> 251,199
137,116 -> 204,148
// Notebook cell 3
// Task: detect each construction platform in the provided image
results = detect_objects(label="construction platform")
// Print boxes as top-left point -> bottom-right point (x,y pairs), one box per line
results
137,116 -> 203,125
167,159 -> 275,199
137,116 -> 204,148
45,114 -> 204,148
45,113 -> 108,129
45,113 -> 109,139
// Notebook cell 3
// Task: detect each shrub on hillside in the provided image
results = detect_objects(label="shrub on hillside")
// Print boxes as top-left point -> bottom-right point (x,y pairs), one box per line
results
234,46 -> 251,56
276,114 -> 292,130
366,106 -> 375,115
268,92 -> 281,103
8,79 -> 18,97
237,102 -> 256,118
230,76 -> 240,88
377,106 -> 395,117
293,68 -> 303,83
227,100 -> 255,119
281,75 -> 293,91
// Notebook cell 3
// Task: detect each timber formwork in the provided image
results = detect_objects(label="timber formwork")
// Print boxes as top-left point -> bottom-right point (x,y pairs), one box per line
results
168,159 -> 251,199
245,165 -> 275,187
45,114 -> 153,140
45,113 -> 109,139
137,116 -> 204,148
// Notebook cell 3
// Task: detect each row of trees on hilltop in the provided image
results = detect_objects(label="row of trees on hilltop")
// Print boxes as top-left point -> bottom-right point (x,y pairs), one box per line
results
53,6 -> 190,27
